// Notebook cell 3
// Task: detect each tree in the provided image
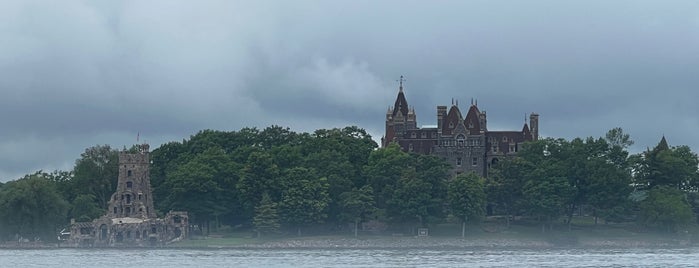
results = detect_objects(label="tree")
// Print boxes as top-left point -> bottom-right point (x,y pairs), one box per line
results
363,144 -> 412,211
253,192 -> 280,237
522,174 -> 573,232
70,194 -> 104,222
633,138 -> 699,191
639,186 -> 693,232
386,169 -> 433,229
448,173 -> 486,237
278,168 -> 330,236
339,185 -> 376,237
0,173 -> 69,242
160,147 -> 240,234
487,157 -> 533,227
237,151 -> 281,221
70,145 -> 119,209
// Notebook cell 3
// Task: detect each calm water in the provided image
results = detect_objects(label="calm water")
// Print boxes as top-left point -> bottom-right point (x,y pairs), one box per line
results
2,248 -> 699,267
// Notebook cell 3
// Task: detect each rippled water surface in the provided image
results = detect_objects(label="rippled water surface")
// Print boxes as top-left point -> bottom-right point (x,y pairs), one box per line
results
2,248 -> 699,267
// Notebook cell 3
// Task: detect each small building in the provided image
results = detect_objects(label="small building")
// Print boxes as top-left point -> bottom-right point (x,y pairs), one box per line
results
69,144 -> 188,247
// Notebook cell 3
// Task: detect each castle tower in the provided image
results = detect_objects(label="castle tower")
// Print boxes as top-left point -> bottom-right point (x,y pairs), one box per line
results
529,113 -> 539,141
108,144 -> 157,219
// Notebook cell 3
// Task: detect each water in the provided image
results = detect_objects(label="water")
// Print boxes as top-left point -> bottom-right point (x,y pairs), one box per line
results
2,248 -> 699,267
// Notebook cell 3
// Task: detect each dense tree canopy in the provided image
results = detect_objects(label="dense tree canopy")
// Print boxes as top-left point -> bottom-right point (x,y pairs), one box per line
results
3,125 -> 699,242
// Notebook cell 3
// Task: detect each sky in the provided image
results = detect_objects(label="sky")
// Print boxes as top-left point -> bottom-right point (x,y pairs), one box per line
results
1,0 -> 699,182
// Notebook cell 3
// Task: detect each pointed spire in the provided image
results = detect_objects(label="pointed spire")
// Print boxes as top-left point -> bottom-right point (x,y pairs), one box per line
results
475,99 -> 478,107
656,136 -> 669,151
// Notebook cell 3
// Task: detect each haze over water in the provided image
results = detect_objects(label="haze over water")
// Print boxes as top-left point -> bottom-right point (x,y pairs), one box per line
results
3,247 -> 699,267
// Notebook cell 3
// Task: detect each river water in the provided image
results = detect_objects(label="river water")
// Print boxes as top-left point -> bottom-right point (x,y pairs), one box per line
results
2,247 -> 699,267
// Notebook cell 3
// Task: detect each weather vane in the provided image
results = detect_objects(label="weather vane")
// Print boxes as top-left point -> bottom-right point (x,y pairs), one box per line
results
397,75 -> 406,89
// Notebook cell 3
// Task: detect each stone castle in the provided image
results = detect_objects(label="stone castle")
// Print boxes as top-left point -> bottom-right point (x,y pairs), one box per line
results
381,78 -> 539,177
69,144 -> 188,247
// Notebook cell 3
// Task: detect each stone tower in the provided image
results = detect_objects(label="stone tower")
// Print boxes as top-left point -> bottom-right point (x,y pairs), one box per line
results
108,144 -> 157,219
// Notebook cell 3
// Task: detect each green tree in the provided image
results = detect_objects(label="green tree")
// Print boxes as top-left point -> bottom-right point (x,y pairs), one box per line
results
633,138 -> 699,191
278,167 -> 330,236
386,169 -> 433,229
160,147 -> 240,234
253,192 -> 281,237
339,185 -> 376,237
523,174 -> 573,232
487,157 -> 533,227
639,186 -> 693,232
363,144 -> 412,212
237,151 -> 281,220
70,145 -> 119,209
448,172 -> 487,237
0,173 -> 69,242
70,194 -> 104,222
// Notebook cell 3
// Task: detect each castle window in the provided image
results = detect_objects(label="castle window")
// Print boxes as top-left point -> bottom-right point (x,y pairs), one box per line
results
449,122 -> 454,129
502,137 -> 508,142
411,132 -> 416,138
432,132 -> 437,138
456,157 -> 462,166
421,132 -> 427,138
408,143 -> 414,152
126,231 -> 132,239
126,181 -> 133,188
151,226 -> 157,234
509,145 -> 515,153
125,207 -> 131,216
126,194 -> 131,204
492,143 -> 498,152
113,207 -> 117,214
127,170 -> 132,177
472,157 -> 478,166
139,193 -> 143,200
457,134 -> 465,147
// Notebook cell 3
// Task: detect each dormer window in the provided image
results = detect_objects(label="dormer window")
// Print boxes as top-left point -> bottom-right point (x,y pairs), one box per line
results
421,132 -> 427,138
502,137 -> 508,142
449,122 -> 454,129
411,132 -> 416,138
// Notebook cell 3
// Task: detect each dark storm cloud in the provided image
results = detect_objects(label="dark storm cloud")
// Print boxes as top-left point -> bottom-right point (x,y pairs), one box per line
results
2,0 -> 699,181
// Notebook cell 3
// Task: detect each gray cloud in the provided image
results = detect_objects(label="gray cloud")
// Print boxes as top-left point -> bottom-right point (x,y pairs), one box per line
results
2,0 -> 699,181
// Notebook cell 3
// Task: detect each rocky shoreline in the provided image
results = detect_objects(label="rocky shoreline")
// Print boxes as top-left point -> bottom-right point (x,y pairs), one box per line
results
1,236 -> 693,250
202,236 -> 694,250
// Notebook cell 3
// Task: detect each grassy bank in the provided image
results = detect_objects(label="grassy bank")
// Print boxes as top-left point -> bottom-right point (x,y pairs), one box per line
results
169,218 -> 696,249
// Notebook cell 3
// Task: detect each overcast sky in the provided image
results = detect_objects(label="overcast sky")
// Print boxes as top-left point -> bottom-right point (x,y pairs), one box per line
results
2,1 -> 699,182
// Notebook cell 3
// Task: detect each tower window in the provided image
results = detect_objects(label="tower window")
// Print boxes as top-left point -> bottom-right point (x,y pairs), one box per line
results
472,157 -> 478,166
456,157 -> 462,166
126,181 -> 133,188
127,170 -> 132,177
113,207 -> 117,214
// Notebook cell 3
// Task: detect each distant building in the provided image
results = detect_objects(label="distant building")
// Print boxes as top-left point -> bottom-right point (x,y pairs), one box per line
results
69,144 -> 188,247
381,78 -> 538,177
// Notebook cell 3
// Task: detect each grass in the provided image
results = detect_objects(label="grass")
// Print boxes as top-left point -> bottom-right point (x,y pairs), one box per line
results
167,216 -> 694,248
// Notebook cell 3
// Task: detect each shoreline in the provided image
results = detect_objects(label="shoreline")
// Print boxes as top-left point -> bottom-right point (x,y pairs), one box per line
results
1,235 -> 694,250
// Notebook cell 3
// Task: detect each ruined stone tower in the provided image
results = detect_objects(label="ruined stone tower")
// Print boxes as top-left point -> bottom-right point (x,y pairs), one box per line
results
108,144 -> 157,219
69,143 -> 189,247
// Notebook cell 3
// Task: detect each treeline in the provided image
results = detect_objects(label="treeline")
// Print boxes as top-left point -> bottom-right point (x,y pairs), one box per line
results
1,126 -> 699,242
488,128 -> 699,233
